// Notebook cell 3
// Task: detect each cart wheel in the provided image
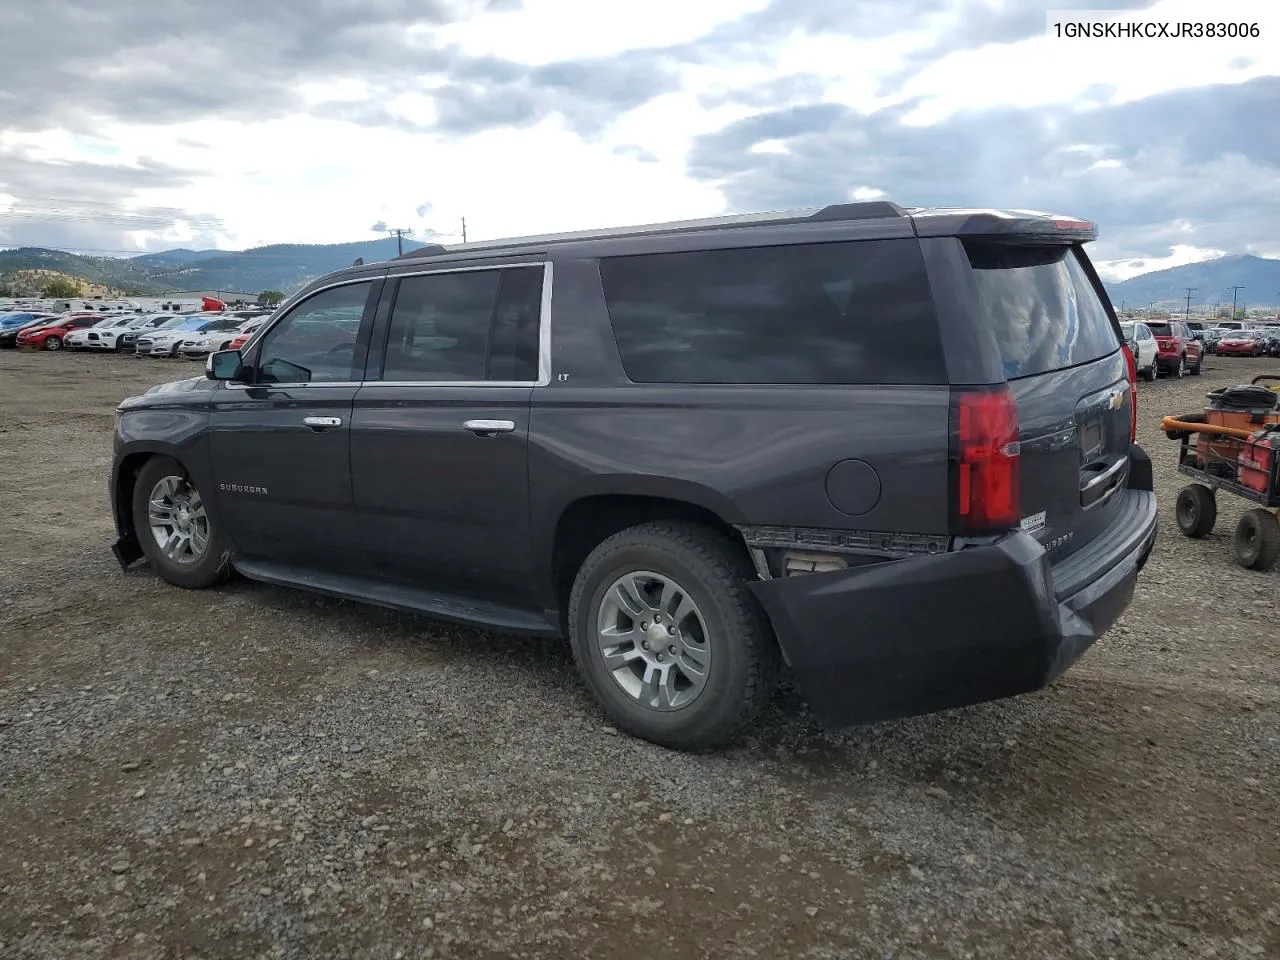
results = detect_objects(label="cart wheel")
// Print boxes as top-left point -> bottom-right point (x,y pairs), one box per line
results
1233,509 -> 1280,572
1175,484 -> 1217,539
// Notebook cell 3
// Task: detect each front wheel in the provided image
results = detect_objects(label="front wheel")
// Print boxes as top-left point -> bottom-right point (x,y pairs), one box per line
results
568,521 -> 780,751
1234,510 -> 1280,572
130,456 -> 230,589
1175,484 -> 1217,539
44,336 -> 63,351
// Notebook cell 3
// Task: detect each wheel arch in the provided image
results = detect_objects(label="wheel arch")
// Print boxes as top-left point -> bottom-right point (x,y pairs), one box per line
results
546,487 -> 751,635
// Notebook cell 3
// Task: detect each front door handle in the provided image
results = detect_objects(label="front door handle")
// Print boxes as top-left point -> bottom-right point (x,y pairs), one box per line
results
463,419 -> 516,436
303,416 -> 343,430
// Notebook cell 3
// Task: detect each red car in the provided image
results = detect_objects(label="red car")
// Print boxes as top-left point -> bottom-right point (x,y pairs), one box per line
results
224,317 -> 270,352
1216,331 -> 1266,357
15,314 -> 102,351
1146,320 -> 1203,376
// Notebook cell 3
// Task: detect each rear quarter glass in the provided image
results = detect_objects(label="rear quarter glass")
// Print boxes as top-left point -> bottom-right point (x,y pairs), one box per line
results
964,242 -> 1118,380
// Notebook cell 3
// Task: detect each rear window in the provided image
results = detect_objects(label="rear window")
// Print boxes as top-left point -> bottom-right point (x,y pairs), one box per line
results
965,243 -> 1118,380
1146,323 -> 1173,337
599,239 -> 944,385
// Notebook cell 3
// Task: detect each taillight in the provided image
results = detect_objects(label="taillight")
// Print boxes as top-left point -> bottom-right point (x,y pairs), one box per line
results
1122,343 -> 1138,443
951,387 -> 1021,536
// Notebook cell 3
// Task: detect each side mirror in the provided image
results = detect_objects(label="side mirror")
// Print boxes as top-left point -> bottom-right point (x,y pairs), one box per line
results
207,349 -> 245,381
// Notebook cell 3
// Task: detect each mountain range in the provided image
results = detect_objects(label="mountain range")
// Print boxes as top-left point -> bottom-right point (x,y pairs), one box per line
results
0,237 -> 430,296
1,237 -> 1277,308
1105,254 -> 1280,311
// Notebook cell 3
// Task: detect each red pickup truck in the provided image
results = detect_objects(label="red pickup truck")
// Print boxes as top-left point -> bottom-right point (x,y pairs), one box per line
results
1147,320 -> 1203,377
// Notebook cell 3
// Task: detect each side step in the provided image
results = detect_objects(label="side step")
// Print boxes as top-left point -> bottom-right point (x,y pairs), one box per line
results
232,559 -> 560,637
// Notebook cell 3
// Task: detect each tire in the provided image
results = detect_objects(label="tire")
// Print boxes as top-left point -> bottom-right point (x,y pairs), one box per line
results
44,336 -> 63,351
1233,510 -> 1280,572
1174,354 -> 1185,378
1175,484 -> 1217,539
568,520 -> 780,751
1189,354 -> 1203,375
1143,355 -> 1158,381
130,456 -> 230,589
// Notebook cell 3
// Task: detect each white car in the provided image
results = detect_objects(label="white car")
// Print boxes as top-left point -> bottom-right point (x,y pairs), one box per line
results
1119,321 -> 1159,380
136,314 -> 239,357
78,315 -> 149,351
65,316 -> 134,350
177,316 -> 264,359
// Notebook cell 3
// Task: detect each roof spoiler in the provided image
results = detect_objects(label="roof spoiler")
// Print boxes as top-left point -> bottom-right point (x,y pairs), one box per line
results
910,209 -> 1097,243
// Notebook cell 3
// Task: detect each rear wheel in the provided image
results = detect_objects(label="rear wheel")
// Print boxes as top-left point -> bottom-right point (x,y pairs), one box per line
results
1189,353 -> 1203,375
1143,354 -> 1158,381
130,456 -> 230,589
568,520 -> 780,751
1174,355 -> 1185,378
1234,510 -> 1280,572
44,336 -> 63,351
1175,484 -> 1217,539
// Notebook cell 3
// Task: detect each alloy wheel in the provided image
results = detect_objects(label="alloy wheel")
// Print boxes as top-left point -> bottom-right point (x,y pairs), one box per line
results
595,571 -> 711,711
147,475 -> 211,565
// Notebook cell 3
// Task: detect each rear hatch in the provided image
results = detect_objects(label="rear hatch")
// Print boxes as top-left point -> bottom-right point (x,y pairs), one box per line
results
964,241 -> 1131,567
1146,321 -> 1177,354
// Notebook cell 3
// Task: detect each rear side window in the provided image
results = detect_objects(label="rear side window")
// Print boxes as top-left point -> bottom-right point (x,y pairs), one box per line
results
598,239 -> 944,385
965,243 -> 1118,380
380,266 -> 543,383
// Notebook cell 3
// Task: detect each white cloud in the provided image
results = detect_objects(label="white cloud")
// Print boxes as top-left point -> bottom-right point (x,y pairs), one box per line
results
1095,244 -> 1227,280
1,0 -> 1278,276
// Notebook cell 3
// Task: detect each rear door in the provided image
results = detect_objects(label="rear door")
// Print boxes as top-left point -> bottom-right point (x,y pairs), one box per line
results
964,242 -> 1131,566
348,262 -> 546,608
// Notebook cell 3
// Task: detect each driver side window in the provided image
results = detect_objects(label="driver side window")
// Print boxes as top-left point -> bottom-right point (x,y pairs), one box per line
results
255,282 -> 371,384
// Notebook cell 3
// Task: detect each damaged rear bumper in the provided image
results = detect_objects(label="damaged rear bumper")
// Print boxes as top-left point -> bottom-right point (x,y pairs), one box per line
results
748,449 -> 1158,728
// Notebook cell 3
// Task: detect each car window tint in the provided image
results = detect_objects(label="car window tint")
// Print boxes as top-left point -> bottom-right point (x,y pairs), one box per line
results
965,243 -> 1117,380
599,240 -> 943,385
380,266 -> 543,383
256,282 -> 370,385
486,267 -> 543,382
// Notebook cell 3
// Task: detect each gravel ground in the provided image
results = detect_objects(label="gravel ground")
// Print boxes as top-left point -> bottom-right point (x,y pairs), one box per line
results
1,349 -> 1277,960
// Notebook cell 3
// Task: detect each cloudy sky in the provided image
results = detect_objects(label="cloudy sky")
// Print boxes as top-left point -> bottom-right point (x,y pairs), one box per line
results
0,0 -> 1276,279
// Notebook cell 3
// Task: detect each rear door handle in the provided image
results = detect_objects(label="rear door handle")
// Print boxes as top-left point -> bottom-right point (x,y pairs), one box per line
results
303,416 -> 343,430
463,419 -> 516,435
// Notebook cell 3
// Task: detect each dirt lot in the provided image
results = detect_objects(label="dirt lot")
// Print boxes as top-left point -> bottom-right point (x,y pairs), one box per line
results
1,349 -> 1277,960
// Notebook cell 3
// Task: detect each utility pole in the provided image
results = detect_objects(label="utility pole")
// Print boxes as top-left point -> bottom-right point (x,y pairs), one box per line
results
461,217 -> 467,243
1148,300 -> 1155,316
1184,287 -> 1196,320
1230,285 -> 1245,321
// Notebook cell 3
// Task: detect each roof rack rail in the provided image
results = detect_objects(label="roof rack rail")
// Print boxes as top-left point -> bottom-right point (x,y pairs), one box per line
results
395,243 -> 448,260
810,201 -> 907,221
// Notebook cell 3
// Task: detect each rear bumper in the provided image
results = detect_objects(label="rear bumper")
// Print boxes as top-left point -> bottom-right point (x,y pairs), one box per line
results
749,446 -> 1158,728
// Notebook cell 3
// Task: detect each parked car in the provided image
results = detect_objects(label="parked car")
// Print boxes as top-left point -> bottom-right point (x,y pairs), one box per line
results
0,314 -> 59,346
177,316 -> 263,360
1261,330 -> 1280,357
0,311 -> 58,331
224,317 -> 270,352
15,314 -> 102,350
118,314 -> 185,351
134,314 -> 226,357
108,203 -> 1157,750
1146,320 -> 1203,376
1216,330 -> 1268,357
1119,321 -> 1159,380
66,315 -> 138,350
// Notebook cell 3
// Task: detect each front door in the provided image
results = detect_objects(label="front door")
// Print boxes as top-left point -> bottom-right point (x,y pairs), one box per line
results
350,263 -> 546,608
208,277 -> 381,571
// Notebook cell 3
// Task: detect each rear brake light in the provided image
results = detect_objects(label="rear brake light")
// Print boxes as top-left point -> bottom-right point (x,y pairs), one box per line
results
952,387 -> 1021,536
1122,343 -> 1138,443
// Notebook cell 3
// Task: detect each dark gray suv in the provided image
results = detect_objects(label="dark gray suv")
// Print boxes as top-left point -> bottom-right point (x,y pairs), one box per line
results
109,202 -> 1158,750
